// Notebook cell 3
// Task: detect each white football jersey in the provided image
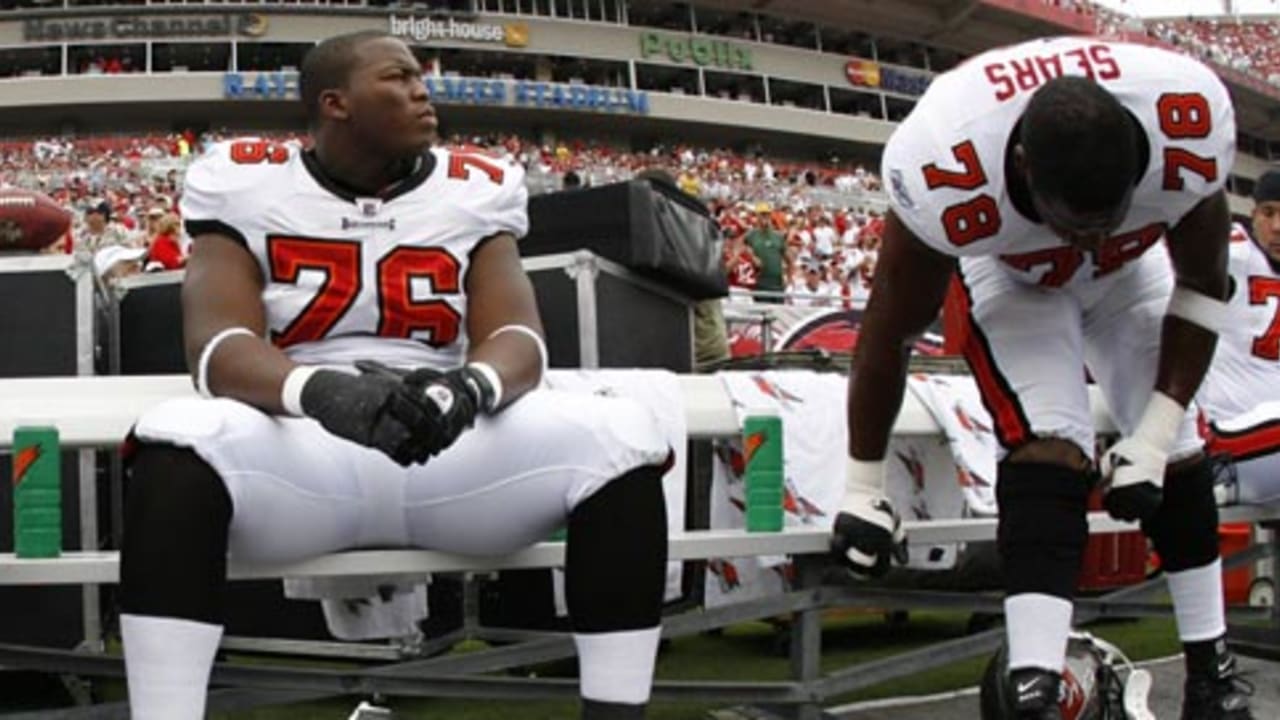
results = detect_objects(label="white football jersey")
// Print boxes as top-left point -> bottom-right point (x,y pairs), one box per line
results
1199,224 -> 1280,419
180,138 -> 528,368
882,37 -> 1235,287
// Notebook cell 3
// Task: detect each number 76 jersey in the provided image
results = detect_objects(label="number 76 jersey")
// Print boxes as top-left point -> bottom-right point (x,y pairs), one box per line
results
882,36 -> 1235,286
180,139 -> 528,368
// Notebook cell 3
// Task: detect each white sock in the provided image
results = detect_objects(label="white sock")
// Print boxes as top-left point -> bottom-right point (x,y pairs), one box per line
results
121,614 -> 223,720
1005,593 -> 1073,673
573,626 -> 661,704
1167,558 -> 1226,642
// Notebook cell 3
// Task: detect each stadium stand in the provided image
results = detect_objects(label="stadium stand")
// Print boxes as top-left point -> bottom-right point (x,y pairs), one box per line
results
1036,0 -> 1280,89
0,130 -> 887,303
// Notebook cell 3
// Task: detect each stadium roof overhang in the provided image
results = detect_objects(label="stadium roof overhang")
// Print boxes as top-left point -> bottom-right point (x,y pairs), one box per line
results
700,0 -> 1280,139
689,0 -> 1090,54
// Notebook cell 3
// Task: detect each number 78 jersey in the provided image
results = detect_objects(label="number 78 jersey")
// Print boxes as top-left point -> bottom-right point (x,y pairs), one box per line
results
882,37 -> 1235,286
180,139 -> 528,368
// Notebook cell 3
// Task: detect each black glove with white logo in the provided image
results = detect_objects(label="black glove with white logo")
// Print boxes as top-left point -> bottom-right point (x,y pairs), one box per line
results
830,459 -> 909,579
298,366 -> 441,466
355,360 -> 496,459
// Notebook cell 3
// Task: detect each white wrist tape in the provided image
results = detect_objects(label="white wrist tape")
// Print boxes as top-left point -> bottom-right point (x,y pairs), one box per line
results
466,361 -> 504,412
1167,285 -> 1230,334
487,324 -> 548,375
1132,391 -> 1185,454
280,366 -> 321,417
846,458 -> 886,496
195,327 -> 256,398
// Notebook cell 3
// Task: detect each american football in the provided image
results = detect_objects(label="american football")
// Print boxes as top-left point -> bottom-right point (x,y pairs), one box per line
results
0,189 -> 71,251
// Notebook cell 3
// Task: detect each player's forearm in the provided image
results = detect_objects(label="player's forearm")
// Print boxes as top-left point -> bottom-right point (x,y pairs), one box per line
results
467,327 -> 544,408
847,332 -> 911,461
1154,315 -> 1218,407
1158,189 -> 1230,409
191,334 -> 297,415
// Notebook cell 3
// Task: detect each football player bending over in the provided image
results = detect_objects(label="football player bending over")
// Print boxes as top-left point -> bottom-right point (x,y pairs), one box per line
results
120,30 -> 670,720
834,37 -> 1252,719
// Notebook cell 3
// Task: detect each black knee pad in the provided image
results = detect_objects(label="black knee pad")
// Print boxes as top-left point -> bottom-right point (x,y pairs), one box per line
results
1143,455 -> 1219,573
566,461 -> 669,633
120,442 -> 232,624
996,461 -> 1091,599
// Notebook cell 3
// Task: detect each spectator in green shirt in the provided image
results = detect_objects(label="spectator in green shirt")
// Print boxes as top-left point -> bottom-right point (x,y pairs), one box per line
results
744,203 -> 789,304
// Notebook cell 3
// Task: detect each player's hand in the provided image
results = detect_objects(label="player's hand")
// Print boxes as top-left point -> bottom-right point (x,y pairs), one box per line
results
830,492 -> 909,579
298,367 -> 441,466
1100,435 -> 1166,522
355,360 -> 484,459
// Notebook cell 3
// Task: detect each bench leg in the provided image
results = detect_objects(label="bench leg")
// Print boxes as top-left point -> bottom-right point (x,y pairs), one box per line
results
773,556 -> 828,720
1225,525 -> 1280,660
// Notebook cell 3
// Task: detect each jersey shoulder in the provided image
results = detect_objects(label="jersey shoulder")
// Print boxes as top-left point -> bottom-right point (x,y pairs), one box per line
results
1115,44 -> 1235,209
1227,223 -> 1264,272
879,67 -> 1016,257
180,138 -> 300,223
432,147 -> 525,201
429,147 -> 529,240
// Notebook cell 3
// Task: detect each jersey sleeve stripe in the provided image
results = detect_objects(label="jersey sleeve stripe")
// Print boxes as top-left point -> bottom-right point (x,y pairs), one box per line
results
185,219 -> 248,247
1206,417 -> 1280,463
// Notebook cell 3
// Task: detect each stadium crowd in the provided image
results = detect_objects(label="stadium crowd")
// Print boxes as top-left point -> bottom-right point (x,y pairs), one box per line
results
1040,0 -> 1280,88
1143,16 -> 1280,86
0,130 -> 887,303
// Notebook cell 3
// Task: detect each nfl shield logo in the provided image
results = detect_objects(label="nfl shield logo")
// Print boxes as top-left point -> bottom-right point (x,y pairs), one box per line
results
358,199 -> 382,217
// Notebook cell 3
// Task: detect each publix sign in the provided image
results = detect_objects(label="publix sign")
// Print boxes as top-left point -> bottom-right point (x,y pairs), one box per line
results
639,31 -> 752,71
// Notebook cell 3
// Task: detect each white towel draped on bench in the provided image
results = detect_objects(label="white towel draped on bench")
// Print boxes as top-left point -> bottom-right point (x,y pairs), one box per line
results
702,370 -> 1014,607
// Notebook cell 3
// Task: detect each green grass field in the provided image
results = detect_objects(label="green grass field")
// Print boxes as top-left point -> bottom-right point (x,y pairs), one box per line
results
1,610 -> 1183,719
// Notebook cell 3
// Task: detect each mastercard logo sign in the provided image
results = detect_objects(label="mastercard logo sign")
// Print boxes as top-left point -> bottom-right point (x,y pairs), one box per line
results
844,58 -> 882,88
845,58 -> 932,96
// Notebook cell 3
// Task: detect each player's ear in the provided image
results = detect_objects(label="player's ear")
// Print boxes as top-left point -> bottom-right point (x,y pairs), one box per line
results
1012,143 -> 1028,179
318,89 -> 350,122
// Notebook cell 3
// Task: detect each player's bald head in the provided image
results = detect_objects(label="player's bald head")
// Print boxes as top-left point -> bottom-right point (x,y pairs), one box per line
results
1019,76 -> 1139,214
299,30 -> 396,127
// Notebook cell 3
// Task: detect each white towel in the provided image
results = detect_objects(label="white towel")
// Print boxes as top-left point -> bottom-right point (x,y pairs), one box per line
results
904,374 -> 999,516
705,370 -> 1003,606
706,370 -> 847,607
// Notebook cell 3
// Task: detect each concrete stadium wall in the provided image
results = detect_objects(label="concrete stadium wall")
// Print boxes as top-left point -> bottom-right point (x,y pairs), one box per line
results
0,71 -> 896,147
0,11 -> 874,92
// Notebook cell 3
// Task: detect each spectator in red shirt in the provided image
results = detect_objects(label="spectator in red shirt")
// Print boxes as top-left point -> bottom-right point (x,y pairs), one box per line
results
144,212 -> 185,271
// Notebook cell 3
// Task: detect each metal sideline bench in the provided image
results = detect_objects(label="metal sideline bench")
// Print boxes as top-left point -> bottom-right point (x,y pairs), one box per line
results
0,372 -> 1129,583
0,374 -> 1278,720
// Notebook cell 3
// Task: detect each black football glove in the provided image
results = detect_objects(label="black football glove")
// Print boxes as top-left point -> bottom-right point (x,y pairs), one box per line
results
355,360 -> 495,459
299,367 -> 442,466
830,492 -> 909,579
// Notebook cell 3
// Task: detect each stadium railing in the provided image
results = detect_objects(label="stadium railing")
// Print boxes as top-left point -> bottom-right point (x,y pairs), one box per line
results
0,373 -> 1277,719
